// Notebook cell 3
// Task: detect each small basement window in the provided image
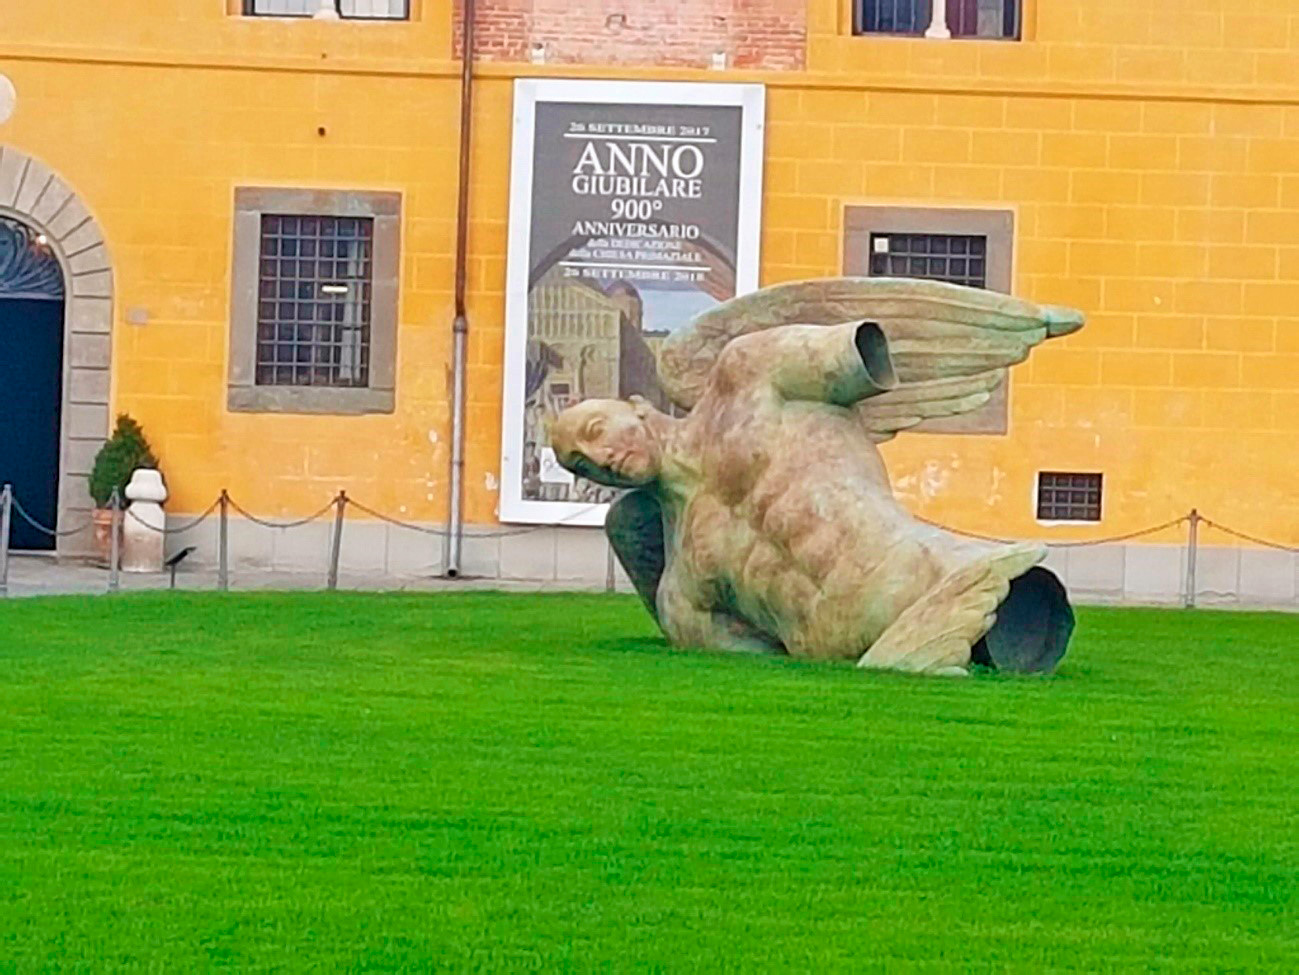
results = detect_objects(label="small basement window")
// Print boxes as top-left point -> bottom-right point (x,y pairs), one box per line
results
1037,472 -> 1103,522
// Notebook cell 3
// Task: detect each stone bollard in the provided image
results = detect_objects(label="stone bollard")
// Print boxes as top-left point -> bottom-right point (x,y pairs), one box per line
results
122,469 -> 167,573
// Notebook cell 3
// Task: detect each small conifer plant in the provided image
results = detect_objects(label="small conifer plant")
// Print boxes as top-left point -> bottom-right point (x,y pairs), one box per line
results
88,414 -> 160,509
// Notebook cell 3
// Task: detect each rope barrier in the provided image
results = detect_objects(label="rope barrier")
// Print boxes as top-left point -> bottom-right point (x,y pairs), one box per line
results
9,495 -> 92,537
1045,516 -> 1193,548
912,513 -> 1192,548
1199,517 -> 1299,554
346,497 -> 604,539
911,514 -> 1010,544
4,484 -> 1297,566
225,495 -> 340,530
124,499 -> 220,535
2,487 -> 594,543
343,498 -> 452,537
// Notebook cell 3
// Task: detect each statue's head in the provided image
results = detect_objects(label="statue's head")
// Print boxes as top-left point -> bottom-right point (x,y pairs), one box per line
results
551,396 -> 665,488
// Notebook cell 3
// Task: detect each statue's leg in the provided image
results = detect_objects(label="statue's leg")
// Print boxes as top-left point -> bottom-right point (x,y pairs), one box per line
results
973,566 -> 1075,674
857,543 -> 1045,676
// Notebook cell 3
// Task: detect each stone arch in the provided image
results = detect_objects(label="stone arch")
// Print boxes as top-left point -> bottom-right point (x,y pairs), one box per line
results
0,146 -> 113,556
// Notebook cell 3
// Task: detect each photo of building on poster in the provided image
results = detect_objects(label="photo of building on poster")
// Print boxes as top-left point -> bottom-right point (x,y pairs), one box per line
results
501,81 -> 764,523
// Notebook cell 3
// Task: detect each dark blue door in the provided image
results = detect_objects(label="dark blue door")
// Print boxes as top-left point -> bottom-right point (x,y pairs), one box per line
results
0,299 -> 65,550
0,217 -> 66,552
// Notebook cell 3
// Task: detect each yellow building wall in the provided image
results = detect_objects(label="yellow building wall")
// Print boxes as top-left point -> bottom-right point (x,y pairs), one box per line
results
1,0 -> 1296,547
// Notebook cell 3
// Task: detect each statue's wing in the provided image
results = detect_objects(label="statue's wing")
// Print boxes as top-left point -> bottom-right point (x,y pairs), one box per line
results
605,490 -> 665,624
657,278 -> 1083,440
854,373 -> 1010,443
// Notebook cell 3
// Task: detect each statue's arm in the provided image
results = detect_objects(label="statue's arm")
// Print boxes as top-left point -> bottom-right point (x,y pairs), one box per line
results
658,577 -> 783,655
715,321 -> 897,407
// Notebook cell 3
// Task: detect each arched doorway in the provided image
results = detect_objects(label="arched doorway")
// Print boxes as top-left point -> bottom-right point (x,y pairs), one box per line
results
0,216 -> 65,550
0,145 -> 115,557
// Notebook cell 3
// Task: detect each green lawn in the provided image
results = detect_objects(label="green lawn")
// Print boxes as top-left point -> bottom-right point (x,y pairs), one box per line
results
1,593 -> 1296,972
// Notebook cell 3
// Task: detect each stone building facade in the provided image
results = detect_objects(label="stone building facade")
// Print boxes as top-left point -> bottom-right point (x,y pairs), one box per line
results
0,0 -> 1297,605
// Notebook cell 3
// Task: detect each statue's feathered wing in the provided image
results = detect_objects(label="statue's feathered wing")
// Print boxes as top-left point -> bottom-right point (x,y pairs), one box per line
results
657,277 -> 1084,441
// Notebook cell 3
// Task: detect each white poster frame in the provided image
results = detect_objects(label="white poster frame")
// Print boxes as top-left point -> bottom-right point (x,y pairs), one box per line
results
499,78 -> 766,526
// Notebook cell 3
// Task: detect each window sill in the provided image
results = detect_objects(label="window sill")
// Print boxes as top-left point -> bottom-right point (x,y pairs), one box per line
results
234,16 -> 412,22
228,386 -> 395,415
850,32 -> 1020,41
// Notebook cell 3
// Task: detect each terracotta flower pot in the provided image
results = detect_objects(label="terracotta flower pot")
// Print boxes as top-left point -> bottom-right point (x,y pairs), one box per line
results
91,508 -> 122,567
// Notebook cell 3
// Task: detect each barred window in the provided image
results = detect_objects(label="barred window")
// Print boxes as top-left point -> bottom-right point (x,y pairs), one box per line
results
856,0 -> 1019,39
948,0 -> 1018,38
244,0 -> 409,20
1037,472 -> 1103,522
844,206 -> 1013,435
229,188 -> 399,415
868,233 -> 988,289
256,215 -> 373,388
859,0 -> 932,33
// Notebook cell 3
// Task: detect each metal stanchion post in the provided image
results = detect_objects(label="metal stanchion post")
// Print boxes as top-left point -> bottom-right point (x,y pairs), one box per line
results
1184,508 -> 1200,609
108,489 -> 121,593
327,491 -> 346,590
605,542 -> 616,593
0,484 -> 12,599
218,490 -> 229,592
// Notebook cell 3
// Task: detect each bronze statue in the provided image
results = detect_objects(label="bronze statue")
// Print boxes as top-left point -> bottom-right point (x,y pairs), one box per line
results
551,278 -> 1082,676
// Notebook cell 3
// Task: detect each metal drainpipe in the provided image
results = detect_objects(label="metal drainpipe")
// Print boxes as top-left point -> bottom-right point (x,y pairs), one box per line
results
444,0 -> 476,578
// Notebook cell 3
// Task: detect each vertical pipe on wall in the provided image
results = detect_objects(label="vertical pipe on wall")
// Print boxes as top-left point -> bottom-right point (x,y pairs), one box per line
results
444,0 -> 477,579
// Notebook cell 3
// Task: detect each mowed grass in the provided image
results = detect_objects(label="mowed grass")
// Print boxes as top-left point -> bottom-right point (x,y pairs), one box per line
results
1,593 -> 1296,972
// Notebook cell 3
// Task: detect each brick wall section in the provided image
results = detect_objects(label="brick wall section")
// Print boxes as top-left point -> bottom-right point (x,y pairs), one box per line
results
455,0 -> 531,63
454,0 -> 805,70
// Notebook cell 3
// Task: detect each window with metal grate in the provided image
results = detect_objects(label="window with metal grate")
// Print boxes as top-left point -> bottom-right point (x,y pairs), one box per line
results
858,0 -> 932,33
243,0 -> 410,20
856,0 -> 1019,38
255,215 -> 374,388
845,206 -> 1012,435
1037,472 -> 1103,522
868,233 -> 988,289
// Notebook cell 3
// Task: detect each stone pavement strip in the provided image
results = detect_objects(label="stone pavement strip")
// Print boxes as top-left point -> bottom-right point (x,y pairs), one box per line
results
1,555 -> 611,599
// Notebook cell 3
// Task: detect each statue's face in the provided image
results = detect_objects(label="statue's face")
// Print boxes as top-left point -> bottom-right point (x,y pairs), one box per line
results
551,399 -> 662,488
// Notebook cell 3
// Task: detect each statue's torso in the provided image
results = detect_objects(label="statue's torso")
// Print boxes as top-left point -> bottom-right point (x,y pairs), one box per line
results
661,394 -> 973,659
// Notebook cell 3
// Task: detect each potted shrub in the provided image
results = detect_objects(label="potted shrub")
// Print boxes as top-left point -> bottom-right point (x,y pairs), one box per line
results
88,414 -> 160,565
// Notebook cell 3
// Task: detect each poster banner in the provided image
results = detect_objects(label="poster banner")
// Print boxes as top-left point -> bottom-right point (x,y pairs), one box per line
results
500,79 -> 765,525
